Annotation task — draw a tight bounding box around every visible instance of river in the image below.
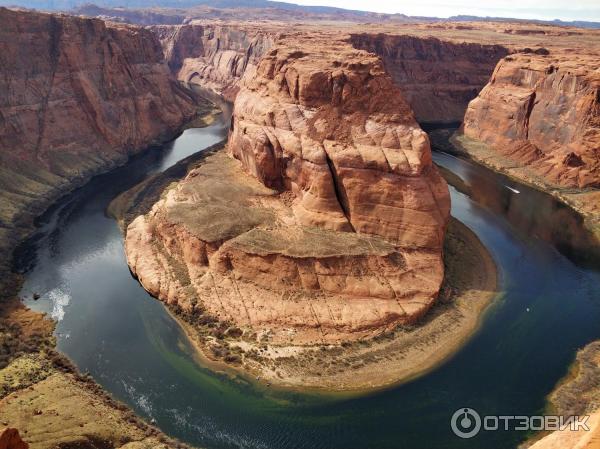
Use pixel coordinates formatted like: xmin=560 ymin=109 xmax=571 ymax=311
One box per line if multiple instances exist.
xmin=14 ymin=118 xmax=600 ymax=449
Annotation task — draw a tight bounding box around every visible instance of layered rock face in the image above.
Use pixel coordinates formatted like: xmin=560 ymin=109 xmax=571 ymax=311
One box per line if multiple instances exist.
xmin=0 ymin=8 xmax=198 ymax=276
xmin=349 ymin=33 xmax=509 ymax=123
xmin=126 ymin=35 xmax=450 ymax=344
xmin=229 ymin=36 xmax=450 ymax=247
xmin=151 ymin=23 xmax=276 ymax=100
xmin=462 ymin=52 xmax=600 ymax=189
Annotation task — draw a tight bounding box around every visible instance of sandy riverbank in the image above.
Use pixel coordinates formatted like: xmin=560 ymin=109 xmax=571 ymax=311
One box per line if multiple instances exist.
xmin=524 ymin=342 xmax=600 ymax=449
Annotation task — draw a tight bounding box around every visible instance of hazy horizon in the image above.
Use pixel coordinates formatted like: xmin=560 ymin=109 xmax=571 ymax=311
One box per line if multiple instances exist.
xmin=278 ymin=0 xmax=599 ymax=22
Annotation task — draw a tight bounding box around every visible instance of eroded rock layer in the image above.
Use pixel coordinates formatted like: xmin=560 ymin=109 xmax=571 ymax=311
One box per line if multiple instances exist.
xmin=0 ymin=7 xmax=198 ymax=277
xmin=126 ymin=35 xmax=450 ymax=344
xmin=151 ymin=23 xmax=277 ymax=100
xmin=461 ymin=52 xmax=600 ymax=189
xmin=349 ymin=33 xmax=509 ymax=123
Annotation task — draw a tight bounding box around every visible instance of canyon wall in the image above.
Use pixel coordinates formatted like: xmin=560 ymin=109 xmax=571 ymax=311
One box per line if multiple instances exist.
xmin=0 ymin=7 xmax=198 ymax=278
xmin=349 ymin=33 xmax=509 ymax=123
xmin=151 ymin=25 xmax=511 ymax=124
xmin=461 ymin=52 xmax=600 ymax=190
xmin=150 ymin=23 xmax=277 ymax=100
xmin=126 ymin=33 xmax=450 ymax=345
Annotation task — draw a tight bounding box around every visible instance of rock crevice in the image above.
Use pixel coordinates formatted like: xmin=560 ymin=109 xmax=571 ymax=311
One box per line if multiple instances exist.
xmin=126 ymin=33 xmax=451 ymax=345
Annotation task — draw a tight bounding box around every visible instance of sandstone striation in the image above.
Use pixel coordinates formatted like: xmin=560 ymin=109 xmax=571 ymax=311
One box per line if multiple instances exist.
xmin=125 ymin=34 xmax=450 ymax=346
xmin=151 ymin=23 xmax=277 ymax=100
xmin=349 ymin=33 xmax=509 ymax=123
xmin=460 ymin=52 xmax=600 ymax=190
xmin=0 ymin=7 xmax=198 ymax=280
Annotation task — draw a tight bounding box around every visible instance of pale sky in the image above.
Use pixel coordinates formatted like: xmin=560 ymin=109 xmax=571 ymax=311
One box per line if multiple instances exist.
xmin=277 ymin=0 xmax=600 ymax=22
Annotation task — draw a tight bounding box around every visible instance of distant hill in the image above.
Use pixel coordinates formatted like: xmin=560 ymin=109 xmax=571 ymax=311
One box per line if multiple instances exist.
xmin=0 ymin=0 xmax=383 ymax=15
xmin=1 ymin=0 xmax=598 ymax=28
xmin=449 ymin=15 xmax=600 ymax=29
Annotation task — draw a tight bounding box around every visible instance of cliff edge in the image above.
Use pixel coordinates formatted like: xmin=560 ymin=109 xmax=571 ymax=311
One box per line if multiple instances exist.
xmin=125 ymin=34 xmax=451 ymax=351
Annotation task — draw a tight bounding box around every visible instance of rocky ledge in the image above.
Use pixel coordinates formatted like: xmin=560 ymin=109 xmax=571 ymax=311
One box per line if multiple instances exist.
xmin=456 ymin=50 xmax=600 ymax=227
xmin=125 ymin=34 xmax=450 ymax=349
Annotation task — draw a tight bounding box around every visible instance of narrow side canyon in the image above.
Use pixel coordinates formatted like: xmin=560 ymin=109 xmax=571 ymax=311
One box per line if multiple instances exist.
xmin=151 ymin=22 xmax=277 ymax=100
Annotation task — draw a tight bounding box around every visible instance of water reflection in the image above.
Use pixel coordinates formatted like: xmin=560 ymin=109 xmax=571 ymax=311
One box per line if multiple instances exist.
xmin=433 ymin=144 xmax=600 ymax=268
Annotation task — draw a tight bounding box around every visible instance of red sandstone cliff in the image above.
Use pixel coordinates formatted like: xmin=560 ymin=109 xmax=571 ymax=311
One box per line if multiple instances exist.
xmin=0 ymin=7 xmax=198 ymax=277
xmin=348 ymin=33 xmax=509 ymax=123
xmin=125 ymin=34 xmax=450 ymax=345
xmin=229 ymin=35 xmax=450 ymax=248
xmin=461 ymin=51 xmax=600 ymax=189
xmin=150 ymin=23 xmax=277 ymax=100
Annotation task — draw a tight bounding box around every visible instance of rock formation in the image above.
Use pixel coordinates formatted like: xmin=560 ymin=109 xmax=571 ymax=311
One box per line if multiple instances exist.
xmin=349 ymin=33 xmax=509 ymax=123
xmin=151 ymin=23 xmax=277 ymax=100
xmin=529 ymin=341 xmax=600 ymax=449
xmin=125 ymin=34 xmax=450 ymax=345
xmin=0 ymin=428 xmax=28 ymax=449
xmin=0 ymin=7 xmax=198 ymax=279
xmin=461 ymin=51 xmax=600 ymax=189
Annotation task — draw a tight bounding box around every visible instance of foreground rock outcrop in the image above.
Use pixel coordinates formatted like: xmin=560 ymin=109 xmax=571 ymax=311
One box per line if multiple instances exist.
xmin=0 ymin=7 xmax=199 ymax=280
xmin=151 ymin=23 xmax=277 ymax=100
xmin=125 ymin=34 xmax=450 ymax=346
xmin=529 ymin=413 xmax=600 ymax=449
xmin=0 ymin=428 xmax=28 ymax=449
xmin=461 ymin=52 xmax=600 ymax=190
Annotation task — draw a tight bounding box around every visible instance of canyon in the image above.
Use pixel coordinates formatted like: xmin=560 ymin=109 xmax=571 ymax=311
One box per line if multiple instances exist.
xmin=0 ymin=6 xmax=206 ymax=449
xmin=150 ymin=23 xmax=277 ymax=100
xmin=125 ymin=32 xmax=452 ymax=350
xmin=0 ymin=3 xmax=599 ymax=448
xmin=457 ymin=50 xmax=600 ymax=226
xmin=462 ymin=52 xmax=599 ymax=190
xmin=155 ymin=21 xmax=510 ymax=122
xmin=125 ymin=17 xmax=600 ymax=363
xmin=0 ymin=7 xmax=201 ymax=284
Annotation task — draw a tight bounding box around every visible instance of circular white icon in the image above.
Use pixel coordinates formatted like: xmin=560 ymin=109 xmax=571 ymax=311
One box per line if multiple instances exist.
xmin=451 ymin=408 xmax=482 ymax=439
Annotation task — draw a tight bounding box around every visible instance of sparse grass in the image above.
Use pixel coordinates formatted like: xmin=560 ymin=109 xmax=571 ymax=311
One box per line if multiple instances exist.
xmin=550 ymin=341 xmax=600 ymax=417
